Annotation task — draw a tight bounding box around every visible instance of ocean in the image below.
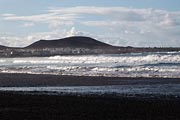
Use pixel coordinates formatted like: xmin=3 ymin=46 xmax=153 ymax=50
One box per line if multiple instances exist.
xmin=1 ymin=84 xmax=180 ymax=97
xmin=0 ymin=51 xmax=180 ymax=96
xmin=0 ymin=51 xmax=180 ymax=78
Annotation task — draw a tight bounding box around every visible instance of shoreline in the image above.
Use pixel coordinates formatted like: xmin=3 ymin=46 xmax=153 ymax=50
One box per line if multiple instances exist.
xmin=0 ymin=73 xmax=180 ymax=87
xmin=1 ymin=73 xmax=180 ymax=119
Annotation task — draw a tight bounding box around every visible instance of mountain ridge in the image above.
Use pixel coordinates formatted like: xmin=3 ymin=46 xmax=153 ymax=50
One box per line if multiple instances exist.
xmin=25 ymin=36 xmax=114 ymax=49
xmin=0 ymin=45 xmax=9 ymax=50
xmin=0 ymin=36 xmax=180 ymax=57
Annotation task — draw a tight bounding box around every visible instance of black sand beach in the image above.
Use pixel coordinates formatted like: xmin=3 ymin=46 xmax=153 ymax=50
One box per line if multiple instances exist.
xmin=0 ymin=73 xmax=180 ymax=120
xmin=0 ymin=73 xmax=180 ymax=87
xmin=0 ymin=92 xmax=180 ymax=120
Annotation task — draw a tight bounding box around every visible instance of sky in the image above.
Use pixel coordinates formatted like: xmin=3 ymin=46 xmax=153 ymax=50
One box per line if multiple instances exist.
xmin=0 ymin=0 xmax=180 ymax=47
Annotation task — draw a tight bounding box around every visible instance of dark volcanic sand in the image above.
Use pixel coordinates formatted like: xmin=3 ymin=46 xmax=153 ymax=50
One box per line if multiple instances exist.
xmin=0 ymin=73 xmax=180 ymax=87
xmin=0 ymin=73 xmax=180 ymax=120
xmin=0 ymin=92 xmax=180 ymax=120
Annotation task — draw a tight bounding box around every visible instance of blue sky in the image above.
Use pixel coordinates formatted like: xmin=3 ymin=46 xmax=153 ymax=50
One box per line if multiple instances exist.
xmin=0 ymin=0 xmax=180 ymax=47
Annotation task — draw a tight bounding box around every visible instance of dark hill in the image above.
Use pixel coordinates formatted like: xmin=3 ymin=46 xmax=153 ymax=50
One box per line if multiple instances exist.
xmin=1 ymin=36 xmax=180 ymax=57
xmin=26 ymin=36 xmax=114 ymax=49
xmin=0 ymin=45 xmax=8 ymax=50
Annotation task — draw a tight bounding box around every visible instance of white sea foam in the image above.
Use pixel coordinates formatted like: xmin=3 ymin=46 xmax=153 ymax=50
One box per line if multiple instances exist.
xmin=48 ymin=54 xmax=180 ymax=65
xmin=0 ymin=52 xmax=180 ymax=78
xmin=0 ymin=60 xmax=5 ymax=63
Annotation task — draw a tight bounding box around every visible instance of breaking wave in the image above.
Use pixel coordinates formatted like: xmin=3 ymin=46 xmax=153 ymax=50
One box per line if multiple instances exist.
xmin=0 ymin=52 xmax=180 ymax=78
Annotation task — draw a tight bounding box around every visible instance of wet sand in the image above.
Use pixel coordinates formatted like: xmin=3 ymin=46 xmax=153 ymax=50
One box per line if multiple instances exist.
xmin=0 ymin=73 xmax=180 ymax=119
xmin=0 ymin=73 xmax=180 ymax=87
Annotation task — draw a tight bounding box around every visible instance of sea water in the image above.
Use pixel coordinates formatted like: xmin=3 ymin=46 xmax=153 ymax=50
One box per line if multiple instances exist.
xmin=0 ymin=84 xmax=180 ymax=97
xmin=0 ymin=51 xmax=180 ymax=78
xmin=0 ymin=51 xmax=180 ymax=96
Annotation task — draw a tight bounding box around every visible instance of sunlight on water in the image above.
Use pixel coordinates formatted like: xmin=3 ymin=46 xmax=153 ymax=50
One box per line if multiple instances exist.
xmin=0 ymin=52 xmax=180 ymax=78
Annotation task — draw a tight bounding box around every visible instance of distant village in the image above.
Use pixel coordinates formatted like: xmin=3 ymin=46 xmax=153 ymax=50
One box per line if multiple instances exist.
xmin=0 ymin=47 xmax=119 ymax=57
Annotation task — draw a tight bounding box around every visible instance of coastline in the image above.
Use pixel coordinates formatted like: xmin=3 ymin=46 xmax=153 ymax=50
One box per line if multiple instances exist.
xmin=0 ymin=73 xmax=180 ymax=87
xmin=0 ymin=73 xmax=180 ymax=119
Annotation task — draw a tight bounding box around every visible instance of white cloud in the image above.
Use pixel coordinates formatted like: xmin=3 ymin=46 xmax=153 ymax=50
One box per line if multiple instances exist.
xmin=2 ymin=13 xmax=76 ymax=29
xmin=159 ymin=13 xmax=180 ymax=27
xmin=0 ymin=28 xmax=91 ymax=47
xmin=0 ymin=36 xmax=23 ymax=47
xmin=65 ymin=27 xmax=87 ymax=37
xmin=23 ymin=22 xmax=35 ymax=27
xmin=0 ymin=31 xmax=62 ymax=47
xmin=2 ymin=13 xmax=15 ymax=17
xmin=1 ymin=6 xmax=180 ymax=47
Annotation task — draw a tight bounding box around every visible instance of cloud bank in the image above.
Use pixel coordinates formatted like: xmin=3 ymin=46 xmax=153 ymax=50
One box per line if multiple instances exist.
xmin=1 ymin=6 xmax=180 ymax=47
